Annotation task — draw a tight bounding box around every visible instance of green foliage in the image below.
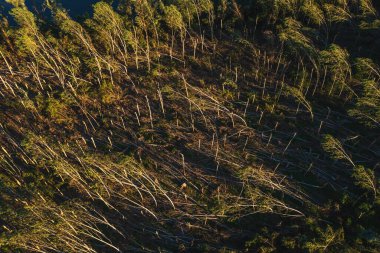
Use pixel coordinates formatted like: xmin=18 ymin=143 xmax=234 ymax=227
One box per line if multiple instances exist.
xmin=174 ymin=0 xmax=197 ymax=26
xmin=320 ymin=44 xmax=351 ymax=94
xmin=359 ymin=0 xmax=377 ymax=16
xmin=164 ymin=5 xmax=185 ymax=32
xmin=10 ymin=7 xmax=36 ymax=30
xmin=199 ymin=0 xmax=214 ymax=13
xmin=14 ymin=32 xmax=38 ymax=54
xmin=45 ymin=95 xmax=75 ymax=126
xmin=46 ymin=97 xmax=66 ymax=119
xmin=323 ymin=3 xmax=351 ymax=23
xmin=352 ymin=165 xmax=377 ymax=196
xmin=279 ymin=18 xmax=316 ymax=58
xmin=2 ymin=199 xmax=118 ymax=253
xmin=350 ymin=59 xmax=380 ymax=127
xmin=10 ymin=7 xmax=38 ymax=54
xmin=99 ymin=81 xmax=119 ymax=104
xmin=354 ymin=58 xmax=379 ymax=80
xmin=285 ymin=85 xmax=314 ymax=120
xmin=275 ymin=0 xmax=302 ymax=17
xmin=54 ymin=9 xmax=85 ymax=38
xmin=304 ymin=226 xmax=345 ymax=252
xmin=322 ymin=134 xmax=355 ymax=166
xmin=85 ymin=1 xmax=125 ymax=51
xmin=349 ymin=80 xmax=380 ymax=127
xmin=301 ymin=1 xmax=325 ymax=26
xmin=222 ymin=78 xmax=238 ymax=89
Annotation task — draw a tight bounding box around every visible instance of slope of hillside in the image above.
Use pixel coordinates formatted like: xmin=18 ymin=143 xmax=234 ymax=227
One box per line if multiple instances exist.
xmin=0 ymin=0 xmax=379 ymax=252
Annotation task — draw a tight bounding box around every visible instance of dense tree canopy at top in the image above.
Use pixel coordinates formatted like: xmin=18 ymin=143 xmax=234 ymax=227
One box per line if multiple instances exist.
xmin=0 ymin=0 xmax=379 ymax=252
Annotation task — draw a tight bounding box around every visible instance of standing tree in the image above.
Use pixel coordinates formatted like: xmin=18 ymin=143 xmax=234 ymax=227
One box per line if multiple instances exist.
xmin=86 ymin=1 xmax=129 ymax=72
xmin=199 ymin=0 xmax=215 ymax=39
xmin=53 ymin=8 xmax=106 ymax=80
xmin=134 ymin=0 xmax=160 ymax=71
xmin=175 ymin=0 xmax=197 ymax=28
xmin=164 ymin=4 xmax=186 ymax=59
